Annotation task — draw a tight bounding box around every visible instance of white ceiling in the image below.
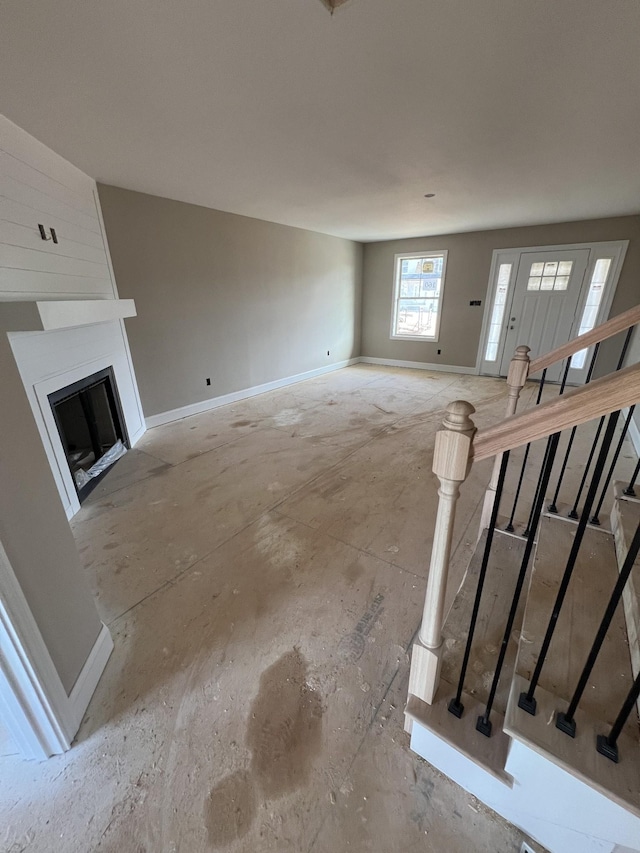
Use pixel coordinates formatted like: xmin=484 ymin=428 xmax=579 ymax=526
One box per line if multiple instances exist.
xmin=1 ymin=0 xmax=639 ymax=242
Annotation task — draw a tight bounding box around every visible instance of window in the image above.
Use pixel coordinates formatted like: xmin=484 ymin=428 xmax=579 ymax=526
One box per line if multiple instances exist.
xmin=572 ymin=257 xmax=613 ymax=370
xmin=484 ymin=263 xmax=512 ymax=362
xmin=527 ymin=260 xmax=573 ymax=291
xmin=391 ymin=251 xmax=447 ymax=341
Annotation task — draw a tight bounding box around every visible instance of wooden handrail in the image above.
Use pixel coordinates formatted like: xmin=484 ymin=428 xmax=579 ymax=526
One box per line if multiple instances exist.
xmin=474 ymin=362 xmax=640 ymax=461
xmin=529 ymin=304 xmax=640 ymax=375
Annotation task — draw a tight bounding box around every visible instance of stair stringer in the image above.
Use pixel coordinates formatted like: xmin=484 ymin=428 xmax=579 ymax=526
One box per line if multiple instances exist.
xmin=410 ymin=716 xmax=639 ymax=852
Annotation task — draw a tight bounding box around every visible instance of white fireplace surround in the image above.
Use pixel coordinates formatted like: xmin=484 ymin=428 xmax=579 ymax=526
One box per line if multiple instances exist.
xmin=5 ymin=304 xmax=145 ymax=518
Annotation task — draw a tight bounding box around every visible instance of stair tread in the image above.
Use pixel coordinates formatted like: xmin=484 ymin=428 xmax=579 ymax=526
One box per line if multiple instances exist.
xmin=505 ymin=673 xmax=640 ymax=818
xmin=516 ymin=517 xmax=636 ymax=733
xmin=441 ymin=529 xmax=527 ymax=716
xmin=406 ymin=686 xmax=513 ymax=787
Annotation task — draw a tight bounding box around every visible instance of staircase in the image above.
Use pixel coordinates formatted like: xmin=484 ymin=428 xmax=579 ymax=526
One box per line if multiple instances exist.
xmin=404 ymin=306 xmax=640 ymax=853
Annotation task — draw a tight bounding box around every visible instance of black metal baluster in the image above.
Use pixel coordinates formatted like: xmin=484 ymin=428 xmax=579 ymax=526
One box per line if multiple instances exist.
xmin=547 ymin=430 xmax=577 ymax=515
xmin=558 ymin=356 xmax=573 ymax=393
xmin=596 ymin=670 xmax=640 ymax=763
xmin=617 ymin=326 xmax=634 ymax=370
xmin=523 ymin=438 xmax=554 ymax=538
xmin=448 ymin=451 xmax=511 ymax=719
xmin=591 ymin=405 xmax=636 ymax=525
xmin=548 ymin=345 xmax=600 ymax=514
xmin=568 ymin=328 xmax=634 ymax=520
xmin=624 ymin=457 xmax=640 ymax=497
xmin=518 ymin=411 xmax=622 ymax=716
xmin=505 ymin=369 xmax=547 ymax=533
xmin=556 ymin=519 xmax=640 ymax=737
xmin=477 ymin=432 xmax=560 ymax=737
xmin=568 ymin=416 xmax=606 ymax=519
xmin=522 ymin=359 xmax=572 ymax=530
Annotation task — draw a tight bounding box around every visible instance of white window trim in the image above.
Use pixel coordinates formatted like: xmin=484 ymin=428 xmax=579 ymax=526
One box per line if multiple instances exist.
xmin=390 ymin=250 xmax=448 ymax=343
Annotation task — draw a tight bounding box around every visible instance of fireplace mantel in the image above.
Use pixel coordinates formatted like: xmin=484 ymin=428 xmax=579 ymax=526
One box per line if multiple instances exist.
xmin=0 ymin=299 xmax=136 ymax=332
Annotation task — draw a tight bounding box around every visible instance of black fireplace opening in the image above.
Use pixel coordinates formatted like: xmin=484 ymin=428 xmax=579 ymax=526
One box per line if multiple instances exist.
xmin=48 ymin=367 xmax=129 ymax=503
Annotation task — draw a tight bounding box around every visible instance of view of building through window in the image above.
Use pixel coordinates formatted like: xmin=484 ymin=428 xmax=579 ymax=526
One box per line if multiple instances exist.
xmin=392 ymin=252 xmax=447 ymax=339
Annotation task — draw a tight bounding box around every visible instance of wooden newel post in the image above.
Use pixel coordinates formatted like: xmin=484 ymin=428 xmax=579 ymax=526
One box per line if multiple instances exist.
xmin=408 ymin=401 xmax=476 ymax=707
xmin=479 ymin=345 xmax=530 ymax=532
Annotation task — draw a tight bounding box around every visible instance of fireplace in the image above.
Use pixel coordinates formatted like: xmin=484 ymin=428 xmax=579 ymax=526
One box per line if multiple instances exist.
xmin=48 ymin=367 xmax=129 ymax=503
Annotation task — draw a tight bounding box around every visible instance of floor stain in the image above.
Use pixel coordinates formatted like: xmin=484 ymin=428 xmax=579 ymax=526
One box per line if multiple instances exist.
xmin=205 ymin=770 xmax=256 ymax=848
xmin=247 ymin=648 xmax=323 ymax=798
xmin=205 ymin=649 xmax=322 ymax=847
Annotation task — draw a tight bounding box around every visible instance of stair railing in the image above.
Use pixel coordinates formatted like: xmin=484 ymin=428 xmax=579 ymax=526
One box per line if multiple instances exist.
xmin=481 ymin=303 xmax=640 ymax=535
xmin=409 ymin=352 xmax=640 ymax=756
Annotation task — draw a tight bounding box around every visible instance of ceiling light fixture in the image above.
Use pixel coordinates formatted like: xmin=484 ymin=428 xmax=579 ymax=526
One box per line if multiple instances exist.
xmin=318 ymin=0 xmax=352 ymax=12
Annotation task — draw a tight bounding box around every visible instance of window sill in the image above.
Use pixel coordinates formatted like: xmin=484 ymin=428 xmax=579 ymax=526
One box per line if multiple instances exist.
xmin=390 ymin=334 xmax=440 ymax=343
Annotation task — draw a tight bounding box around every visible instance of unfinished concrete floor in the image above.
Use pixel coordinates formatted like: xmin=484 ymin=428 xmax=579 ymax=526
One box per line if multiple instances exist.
xmin=2 ymin=363 xmax=620 ymax=853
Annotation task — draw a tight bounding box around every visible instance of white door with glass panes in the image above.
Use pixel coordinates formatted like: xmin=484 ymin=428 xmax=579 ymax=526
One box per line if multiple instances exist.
xmin=499 ymin=249 xmax=590 ymax=382
xmin=480 ymin=243 xmax=627 ymax=383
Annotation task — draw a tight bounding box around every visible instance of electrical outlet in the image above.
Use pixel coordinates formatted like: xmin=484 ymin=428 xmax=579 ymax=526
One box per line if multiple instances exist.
xmin=437 ymin=349 xmax=441 ymax=355
xmin=327 ymin=350 xmax=330 ymax=356
xmin=206 ymin=378 xmax=211 ymax=386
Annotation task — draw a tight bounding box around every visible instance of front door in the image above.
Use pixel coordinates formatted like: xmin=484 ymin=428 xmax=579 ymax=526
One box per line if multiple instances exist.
xmin=499 ymin=249 xmax=590 ymax=382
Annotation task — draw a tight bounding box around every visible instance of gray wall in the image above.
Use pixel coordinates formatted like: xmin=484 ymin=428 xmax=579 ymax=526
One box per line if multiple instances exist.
xmin=0 ymin=335 xmax=102 ymax=693
xmin=98 ymin=185 xmax=363 ymax=418
xmin=362 ymin=215 xmax=640 ymax=372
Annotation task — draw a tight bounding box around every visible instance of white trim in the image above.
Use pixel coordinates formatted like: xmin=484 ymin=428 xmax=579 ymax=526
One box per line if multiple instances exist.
xmin=116 ymin=318 xmax=146 ymax=441
xmin=390 ymin=250 xmax=448 ymax=343
xmin=146 ymin=358 xmax=361 ymax=428
xmin=0 ymin=537 xmax=114 ymax=759
xmin=67 ymin=623 xmax=113 ymax=732
xmin=128 ymin=422 xmax=146 ymax=447
xmin=359 ymin=356 xmax=477 ymax=375
xmin=623 ymin=406 xmax=640 ymax=457
xmin=0 ymin=540 xmax=72 ymax=759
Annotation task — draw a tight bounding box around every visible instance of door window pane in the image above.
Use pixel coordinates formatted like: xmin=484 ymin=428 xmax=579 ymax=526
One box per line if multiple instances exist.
xmin=527 ymin=259 xmax=574 ymax=292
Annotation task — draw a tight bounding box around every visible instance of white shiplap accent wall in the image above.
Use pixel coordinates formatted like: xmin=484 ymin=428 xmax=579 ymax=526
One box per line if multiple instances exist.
xmin=0 ymin=115 xmax=145 ymax=516
xmin=0 ymin=121 xmax=114 ymax=301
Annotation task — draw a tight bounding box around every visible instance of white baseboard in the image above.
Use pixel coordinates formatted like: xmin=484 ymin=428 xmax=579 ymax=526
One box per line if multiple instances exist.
xmin=145 ymin=356 xmax=483 ymax=429
xmin=68 ymin=622 xmax=113 ymax=731
xmin=358 ymin=356 xmax=478 ymax=375
xmin=145 ymin=358 xmax=360 ymax=428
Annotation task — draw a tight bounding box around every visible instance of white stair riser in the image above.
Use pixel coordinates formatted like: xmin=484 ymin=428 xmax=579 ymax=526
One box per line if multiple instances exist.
xmin=411 ymin=720 xmax=640 ymax=853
